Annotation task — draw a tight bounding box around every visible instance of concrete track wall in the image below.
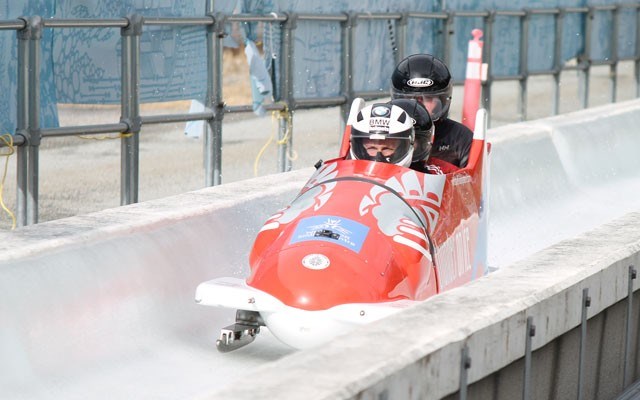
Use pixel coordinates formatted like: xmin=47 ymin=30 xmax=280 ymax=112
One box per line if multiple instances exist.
xmin=209 ymin=212 xmax=640 ymax=400
xmin=453 ymin=284 xmax=640 ymax=400
xmin=0 ymin=174 xmax=311 ymax=398
xmin=1 ymin=100 xmax=640 ymax=399
xmin=489 ymin=99 xmax=640 ymax=267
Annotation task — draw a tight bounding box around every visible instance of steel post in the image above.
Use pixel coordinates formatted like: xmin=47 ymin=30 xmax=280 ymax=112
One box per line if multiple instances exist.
xmin=624 ymin=266 xmax=637 ymax=388
xmin=205 ymin=9 xmax=224 ymax=186
xmin=15 ymin=147 xmax=28 ymax=227
xmin=579 ymin=8 xmax=593 ymax=109
xmin=552 ymin=10 xmax=564 ymax=115
xmin=14 ymin=16 xmax=43 ymax=226
xmin=443 ymin=12 xmax=454 ymax=67
xmin=636 ymin=6 xmax=640 ymax=98
xmin=278 ymin=13 xmax=296 ymax=173
xmin=16 ymin=18 xmax=29 ymax=227
xmin=519 ymin=10 xmax=530 ymax=121
xmin=26 ymin=16 xmax=43 ymax=225
xmin=610 ymin=6 xmax=619 ymax=103
xmin=395 ymin=13 xmax=407 ymax=64
xmin=459 ymin=345 xmax=471 ymax=400
xmin=577 ymin=288 xmax=591 ymax=400
xmin=523 ymin=316 xmax=536 ymax=400
xmin=120 ymin=14 xmax=142 ymax=205
xmin=278 ymin=111 xmax=292 ymax=172
xmin=339 ymin=12 xmax=356 ymax=131
xmin=482 ymin=12 xmax=495 ymax=126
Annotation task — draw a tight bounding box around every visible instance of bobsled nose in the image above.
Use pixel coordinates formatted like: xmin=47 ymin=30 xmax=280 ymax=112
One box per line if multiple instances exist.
xmin=247 ymin=245 xmax=385 ymax=311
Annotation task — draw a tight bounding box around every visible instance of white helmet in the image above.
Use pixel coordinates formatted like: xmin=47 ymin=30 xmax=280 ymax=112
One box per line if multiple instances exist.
xmin=349 ymin=103 xmax=415 ymax=167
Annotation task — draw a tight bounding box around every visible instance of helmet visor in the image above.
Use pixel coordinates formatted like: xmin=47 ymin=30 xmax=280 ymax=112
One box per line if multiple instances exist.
xmin=351 ymin=137 xmax=412 ymax=165
xmin=392 ymin=92 xmax=445 ymax=121
xmin=412 ymin=127 xmax=434 ymax=162
xmin=390 ymin=84 xmax=452 ymax=121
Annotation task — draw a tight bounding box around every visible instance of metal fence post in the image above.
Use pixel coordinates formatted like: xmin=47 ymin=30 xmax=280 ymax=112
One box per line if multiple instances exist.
xmin=443 ymin=12 xmax=454 ymax=68
xmin=578 ymin=8 xmax=593 ymax=109
xmin=624 ymin=266 xmax=637 ymax=388
xmin=278 ymin=13 xmax=296 ymax=173
xmin=481 ymin=11 xmax=495 ymax=125
xmin=636 ymin=6 xmax=640 ymax=98
xmin=518 ymin=10 xmax=530 ymax=122
xmin=577 ymin=288 xmax=591 ymax=400
xmin=395 ymin=13 xmax=408 ymax=64
xmin=610 ymin=6 xmax=620 ymax=103
xmin=205 ymin=10 xmax=224 ymax=186
xmin=120 ymin=14 xmax=143 ymax=205
xmin=552 ymin=9 xmax=564 ymax=116
xmin=523 ymin=316 xmax=536 ymax=400
xmin=26 ymin=16 xmax=43 ymax=225
xmin=14 ymin=16 xmax=43 ymax=226
xmin=15 ymin=17 xmax=30 ymax=227
xmin=340 ymin=12 xmax=356 ymax=131
xmin=459 ymin=345 xmax=471 ymax=400
xmin=15 ymin=147 xmax=28 ymax=227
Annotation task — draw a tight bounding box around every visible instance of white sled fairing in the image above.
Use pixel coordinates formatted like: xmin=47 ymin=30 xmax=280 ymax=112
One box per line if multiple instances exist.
xmin=196 ymin=278 xmax=418 ymax=349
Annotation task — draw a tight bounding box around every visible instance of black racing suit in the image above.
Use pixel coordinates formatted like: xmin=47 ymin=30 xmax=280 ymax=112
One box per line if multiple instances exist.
xmin=430 ymin=117 xmax=473 ymax=168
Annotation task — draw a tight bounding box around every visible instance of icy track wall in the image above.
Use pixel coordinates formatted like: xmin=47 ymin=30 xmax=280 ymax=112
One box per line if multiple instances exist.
xmin=0 ymin=174 xmax=313 ymax=399
xmin=1 ymin=99 xmax=640 ymax=399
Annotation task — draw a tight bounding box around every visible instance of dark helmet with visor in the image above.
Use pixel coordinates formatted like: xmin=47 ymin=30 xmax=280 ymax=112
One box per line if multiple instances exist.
xmin=350 ymin=103 xmax=415 ymax=167
xmin=388 ymin=98 xmax=434 ymax=163
xmin=390 ymin=54 xmax=453 ymax=121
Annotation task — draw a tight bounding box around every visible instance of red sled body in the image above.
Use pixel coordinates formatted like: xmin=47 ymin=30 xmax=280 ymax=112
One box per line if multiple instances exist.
xmin=196 ymin=106 xmax=490 ymax=351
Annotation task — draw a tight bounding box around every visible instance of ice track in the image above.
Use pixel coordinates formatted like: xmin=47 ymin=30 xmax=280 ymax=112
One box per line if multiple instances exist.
xmin=1 ymin=100 xmax=640 ymax=399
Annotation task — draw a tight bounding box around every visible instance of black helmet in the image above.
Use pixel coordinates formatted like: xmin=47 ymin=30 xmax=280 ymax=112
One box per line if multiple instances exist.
xmin=390 ymin=54 xmax=453 ymax=121
xmin=388 ymin=98 xmax=434 ymax=163
xmin=349 ymin=103 xmax=415 ymax=167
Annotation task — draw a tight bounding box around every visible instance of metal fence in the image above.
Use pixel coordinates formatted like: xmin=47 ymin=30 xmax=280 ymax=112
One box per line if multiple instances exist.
xmin=1 ymin=4 xmax=639 ymax=227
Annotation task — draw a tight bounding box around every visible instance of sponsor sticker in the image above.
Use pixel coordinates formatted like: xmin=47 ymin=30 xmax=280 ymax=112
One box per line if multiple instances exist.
xmin=301 ymin=254 xmax=331 ymax=270
xmin=372 ymin=106 xmax=391 ymax=117
xmin=452 ymin=174 xmax=472 ymax=186
xmin=290 ymin=215 xmax=369 ymax=253
xmin=407 ymin=78 xmax=434 ymax=88
xmin=369 ymin=118 xmax=390 ymax=128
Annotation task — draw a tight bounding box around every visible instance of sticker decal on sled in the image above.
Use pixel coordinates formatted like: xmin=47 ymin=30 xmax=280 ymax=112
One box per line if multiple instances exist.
xmin=290 ymin=215 xmax=369 ymax=253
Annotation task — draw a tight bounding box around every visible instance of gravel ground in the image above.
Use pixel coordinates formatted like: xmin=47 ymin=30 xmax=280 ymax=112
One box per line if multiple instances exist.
xmin=0 ymin=62 xmax=637 ymax=230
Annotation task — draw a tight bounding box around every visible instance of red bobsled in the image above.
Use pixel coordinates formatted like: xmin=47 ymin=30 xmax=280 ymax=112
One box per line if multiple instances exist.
xmin=196 ymin=100 xmax=490 ymax=351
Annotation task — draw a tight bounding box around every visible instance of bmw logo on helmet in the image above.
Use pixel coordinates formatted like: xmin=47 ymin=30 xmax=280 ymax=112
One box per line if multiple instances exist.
xmin=371 ymin=105 xmax=391 ymax=117
xmin=407 ymin=78 xmax=434 ymax=88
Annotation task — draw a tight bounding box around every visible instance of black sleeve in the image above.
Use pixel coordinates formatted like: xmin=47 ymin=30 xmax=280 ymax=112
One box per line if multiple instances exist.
xmin=431 ymin=118 xmax=474 ymax=168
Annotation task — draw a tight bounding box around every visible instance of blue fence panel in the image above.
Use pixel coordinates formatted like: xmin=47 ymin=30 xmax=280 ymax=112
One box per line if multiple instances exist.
xmin=291 ymin=19 xmax=342 ymax=98
xmin=449 ymin=16 xmax=485 ymax=80
xmin=591 ymin=8 xmax=615 ymax=61
xmin=0 ymin=0 xmax=637 ymax=135
xmin=490 ymin=15 xmax=523 ymax=77
xmin=0 ymin=1 xmax=57 ymax=135
xmin=352 ymin=18 xmax=395 ymax=93
xmin=448 ymin=0 xmax=587 ymax=78
xmin=588 ymin=0 xmax=637 ymax=60
xmin=528 ymin=14 xmax=557 ymax=73
xmin=53 ymin=1 xmax=219 ymax=104
xmin=405 ymin=17 xmax=445 ymax=61
xmin=561 ymin=11 xmax=586 ymax=63
xmin=618 ymin=7 xmax=638 ymax=59
xmin=0 ymin=30 xmax=17 ymax=135
xmin=267 ymin=0 xmax=441 ymax=99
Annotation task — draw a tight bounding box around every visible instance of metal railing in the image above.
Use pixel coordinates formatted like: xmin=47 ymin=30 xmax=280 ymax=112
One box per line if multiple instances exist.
xmin=1 ymin=4 xmax=639 ymax=227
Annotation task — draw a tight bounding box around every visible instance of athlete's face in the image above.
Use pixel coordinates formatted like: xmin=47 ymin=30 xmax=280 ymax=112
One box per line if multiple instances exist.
xmin=362 ymin=139 xmax=400 ymax=158
xmin=416 ymin=95 xmax=442 ymax=116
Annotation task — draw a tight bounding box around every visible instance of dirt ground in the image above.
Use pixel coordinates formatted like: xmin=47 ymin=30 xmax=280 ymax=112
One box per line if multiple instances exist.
xmin=0 ymin=55 xmax=637 ymax=230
